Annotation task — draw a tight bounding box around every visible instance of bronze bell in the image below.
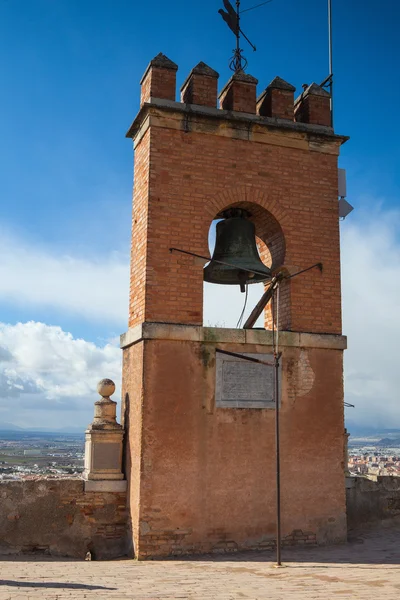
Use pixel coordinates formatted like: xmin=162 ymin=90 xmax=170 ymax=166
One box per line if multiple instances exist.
xmin=204 ymin=208 xmax=272 ymax=291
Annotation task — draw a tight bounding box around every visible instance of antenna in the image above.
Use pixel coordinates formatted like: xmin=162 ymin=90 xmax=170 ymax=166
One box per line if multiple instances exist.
xmin=320 ymin=0 xmax=334 ymax=127
xmin=218 ymin=1 xmax=273 ymax=73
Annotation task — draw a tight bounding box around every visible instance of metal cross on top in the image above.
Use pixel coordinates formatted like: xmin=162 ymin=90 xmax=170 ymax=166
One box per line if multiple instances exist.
xmin=218 ymin=0 xmax=273 ymax=73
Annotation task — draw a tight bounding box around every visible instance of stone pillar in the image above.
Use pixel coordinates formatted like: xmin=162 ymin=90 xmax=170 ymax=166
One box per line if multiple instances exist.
xmin=83 ymin=379 xmax=126 ymax=492
xmin=140 ymin=53 xmax=178 ymax=106
xmin=180 ymin=62 xmax=219 ymax=107
xmin=294 ymin=82 xmax=331 ymax=126
xmin=218 ymin=71 xmax=258 ymax=113
xmin=256 ymin=76 xmax=296 ymax=120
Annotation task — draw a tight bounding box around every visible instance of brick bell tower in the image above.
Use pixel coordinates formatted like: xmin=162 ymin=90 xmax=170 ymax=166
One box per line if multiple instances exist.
xmin=121 ymin=53 xmax=349 ymax=559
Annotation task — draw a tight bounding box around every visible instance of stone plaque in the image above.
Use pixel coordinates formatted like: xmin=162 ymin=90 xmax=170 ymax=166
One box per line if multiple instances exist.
xmin=216 ymin=352 xmax=280 ymax=409
xmin=93 ymin=443 xmax=121 ymax=471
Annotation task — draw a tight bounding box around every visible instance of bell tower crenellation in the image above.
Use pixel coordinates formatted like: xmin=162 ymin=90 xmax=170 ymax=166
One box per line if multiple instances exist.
xmin=127 ymin=53 xmax=347 ymax=334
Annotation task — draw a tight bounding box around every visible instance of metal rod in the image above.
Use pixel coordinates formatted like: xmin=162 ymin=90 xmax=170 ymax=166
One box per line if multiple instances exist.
xmin=319 ymin=73 xmax=332 ymax=88
xmin=240 ymin=0 xmax=273 ymax=14
xmin=276 ymin=283 xmax=280 ymax=355
xmin=239 ymin=27 xmax=256 ymax=51
xmin=328 ymin=0 xmax=334 ymax=127
xmin=274 ymin=349 xmax=281 ymax=565
xmin=215 ymin=348 xmax=274 ymax=367
xmin=169 ymin=247 xmax=272 ymax=280
xmin=286 ymin=262 xmax=323 ymax=280
xmin=272 ymin=288 xmax=282 ymax=566
xmin=236 ymin=0 xmax=241 ymax=61
xmin=243 ymin=263 xmax=322 ymax=328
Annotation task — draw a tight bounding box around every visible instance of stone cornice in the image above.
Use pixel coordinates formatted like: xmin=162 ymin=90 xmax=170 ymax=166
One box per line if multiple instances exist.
xmin=126 ymin=98 xmax=348 ymax=154
xmin=120 ymin=323 xmax=347 ymax=351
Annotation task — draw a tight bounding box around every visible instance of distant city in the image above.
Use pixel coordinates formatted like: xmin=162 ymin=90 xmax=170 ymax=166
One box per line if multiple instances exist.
xmin=0 ymin=429 xmax=84 ymax=480
xmin=1 ymin=425 xmax=400 ymax=480
xmin=348 ymin=428 xmax=400 ymax=478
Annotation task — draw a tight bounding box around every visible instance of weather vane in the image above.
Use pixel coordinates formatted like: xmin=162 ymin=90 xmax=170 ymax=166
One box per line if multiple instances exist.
xmin=218 ymin=0 xmax=273 ymax=73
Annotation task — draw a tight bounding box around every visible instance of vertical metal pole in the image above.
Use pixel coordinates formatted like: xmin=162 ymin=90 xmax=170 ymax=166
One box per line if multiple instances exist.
xmin=328 ymin=0 xmax=334 ymax=127
xmin=236 ymin=0 xmax=241 ymax=70
xmin=272 ymin=288 xmax=282 ymax=566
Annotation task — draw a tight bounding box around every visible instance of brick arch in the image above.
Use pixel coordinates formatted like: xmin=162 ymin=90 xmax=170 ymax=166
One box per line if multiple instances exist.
xmin=204 ymin=186 xmax=287 ymax=271
xmin=202 ymin=187 xmax=292 ymax=330
xmin=204 ymin=185 xmax=287 ymax=225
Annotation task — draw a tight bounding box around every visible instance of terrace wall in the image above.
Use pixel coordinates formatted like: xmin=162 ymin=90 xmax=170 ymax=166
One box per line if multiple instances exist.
xmin=346 ymin=476 xmax=400 ymax=530
xmin=0 ymin=479 xmax=128 ymax=559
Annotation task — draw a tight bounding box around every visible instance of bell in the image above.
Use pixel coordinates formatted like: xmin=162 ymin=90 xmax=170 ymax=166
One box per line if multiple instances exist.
xmin=204 ymin=208 xmax=272 ymax=291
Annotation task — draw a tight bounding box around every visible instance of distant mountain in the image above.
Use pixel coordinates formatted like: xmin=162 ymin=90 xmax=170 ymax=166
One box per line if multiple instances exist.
xmin=376 ymin=437 xmax=400 ymax=447
xmin=346 ymin=424 xmax=400 ymax=438
xmin=0 ymin=422 xmax=23 ymax=431
xmin=57 ymin=426 xmax=86 ymax=434
xmin=0 ymin=423 xmax=85 ymax=434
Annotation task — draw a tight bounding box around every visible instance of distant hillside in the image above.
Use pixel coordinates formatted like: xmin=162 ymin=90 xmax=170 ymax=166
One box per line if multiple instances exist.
xmin=0 ymin=422 xmax=23 ymax=431
xmin=0 ymin=423 xmax=84 ymax=434
xmin=346 ymin=424 xmax=400 ymax=437
xmin=376 ymin=437 xmax=400 ymax=447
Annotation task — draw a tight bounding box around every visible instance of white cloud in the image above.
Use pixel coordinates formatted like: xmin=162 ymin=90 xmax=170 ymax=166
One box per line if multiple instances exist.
xmin=204 ymin=281 xmax=264 ymax=328
xmin=0 ymin=231 xmax=129 ymax=324
xmin=0 ymin=321 xmax=121 ymax=430
xmin=0 ymin=207 xmax=399 ymax=431
xmin=341 ymin=207 xmax=400 ymax=430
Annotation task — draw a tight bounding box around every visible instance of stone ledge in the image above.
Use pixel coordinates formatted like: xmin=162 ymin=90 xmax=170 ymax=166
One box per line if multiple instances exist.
xmin=120 ymin=323 xmax=347 ymax=350
xmin=83 ymin=480 xmax=127 ymax=493
xmin=126 ymin=97 xmax=349 ymax=145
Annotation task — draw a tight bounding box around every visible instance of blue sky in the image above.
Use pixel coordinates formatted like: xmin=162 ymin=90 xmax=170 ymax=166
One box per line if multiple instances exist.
xmin=0 ymin=0 xmax=399 ymax=429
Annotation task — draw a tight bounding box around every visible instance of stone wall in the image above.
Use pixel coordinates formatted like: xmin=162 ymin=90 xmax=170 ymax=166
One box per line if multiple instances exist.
xmin=346 ymin=476 xmax=400 ymax=530
xmin=0 ymin=479 xmax=128 ymax=559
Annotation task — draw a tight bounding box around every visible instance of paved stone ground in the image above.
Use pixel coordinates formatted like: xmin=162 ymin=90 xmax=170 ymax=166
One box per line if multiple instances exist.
xmin=0 ymin=522 xmax=399 ymax=600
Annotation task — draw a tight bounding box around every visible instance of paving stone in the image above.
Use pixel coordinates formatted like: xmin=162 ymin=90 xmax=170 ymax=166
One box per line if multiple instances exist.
xmin=0 ymin=522 xmax=399 ymax=599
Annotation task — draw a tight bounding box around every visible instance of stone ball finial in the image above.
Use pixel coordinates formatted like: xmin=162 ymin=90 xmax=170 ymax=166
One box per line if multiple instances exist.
xmin=97 ymin=378 xmax=115 ymax=398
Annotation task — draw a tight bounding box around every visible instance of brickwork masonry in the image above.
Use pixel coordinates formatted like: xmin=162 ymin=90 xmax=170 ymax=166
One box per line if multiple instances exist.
xmin=138 ymin=524 xmax=317 ymax=558
xmin=0 ymin=479 xmax=128 ymax=559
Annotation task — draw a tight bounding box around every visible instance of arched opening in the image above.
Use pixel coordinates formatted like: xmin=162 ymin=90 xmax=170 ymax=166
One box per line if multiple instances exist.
xmin=203 ymin=201 xmax=290 ymax=330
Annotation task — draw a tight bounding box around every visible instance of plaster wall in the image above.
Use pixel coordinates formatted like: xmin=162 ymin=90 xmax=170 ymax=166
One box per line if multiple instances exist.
xmin=122 ymin=330 xmax=347 ymax=558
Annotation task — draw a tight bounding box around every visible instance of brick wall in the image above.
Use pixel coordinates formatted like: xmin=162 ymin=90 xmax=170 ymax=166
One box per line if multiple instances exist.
xmin=0 ymin=479 xmax=128 ymax=559
xmin=127 ymin=61 xmax=343 ymax=334
xmin=129 ymin=122 xmax=342 ymax=333
xmin=122 ymin=56 xmax=347 ymax=560
xmin=129 ymin=129 xmax=150 ymax=325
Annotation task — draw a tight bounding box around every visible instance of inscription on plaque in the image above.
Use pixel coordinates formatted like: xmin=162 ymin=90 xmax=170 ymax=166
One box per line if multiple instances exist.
xmin=216 ymin=353 xmax=279 ymax=409
xmin=93 ymin=443 xmax=121 ymax=470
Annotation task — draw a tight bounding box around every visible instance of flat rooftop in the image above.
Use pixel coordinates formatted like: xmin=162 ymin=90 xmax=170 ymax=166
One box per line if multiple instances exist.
xmin=1 ymin=521 xmax=399 ymax=599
